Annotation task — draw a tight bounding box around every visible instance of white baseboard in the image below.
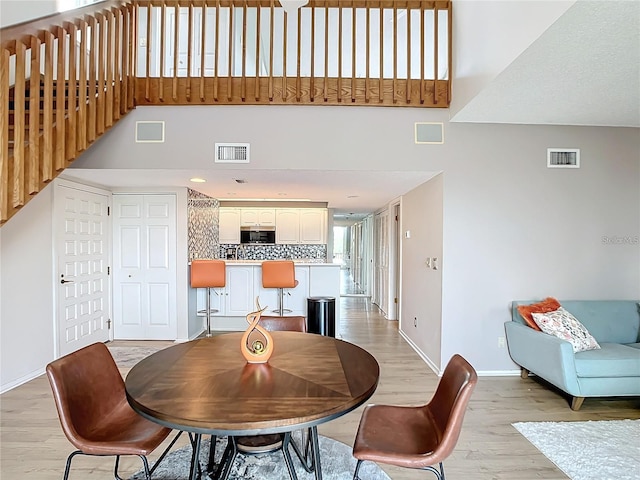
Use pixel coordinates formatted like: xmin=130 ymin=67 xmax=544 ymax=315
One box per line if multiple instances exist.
xmin=399 ymin=330 xmax=442 ymax=376
xmin=1 ymin=367 xmax=45 ymax=394
xmin=399 ymin=330 xmax=524 ymax=378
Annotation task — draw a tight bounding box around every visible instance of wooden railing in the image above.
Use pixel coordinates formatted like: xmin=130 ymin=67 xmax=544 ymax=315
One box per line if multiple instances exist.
xmin=0 ymin=0 xmax=451 ymax=225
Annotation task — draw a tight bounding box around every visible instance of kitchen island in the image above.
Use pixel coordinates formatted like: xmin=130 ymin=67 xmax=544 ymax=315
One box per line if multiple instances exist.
xmin=188 ymin=261 xmax=341 ymax=336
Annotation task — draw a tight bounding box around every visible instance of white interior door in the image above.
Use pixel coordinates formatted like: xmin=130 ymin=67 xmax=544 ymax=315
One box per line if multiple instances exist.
xmin=112 ymin=194 xmax=177 ymax=340
xmin=55 ymin=182 xmax=111 ymax=357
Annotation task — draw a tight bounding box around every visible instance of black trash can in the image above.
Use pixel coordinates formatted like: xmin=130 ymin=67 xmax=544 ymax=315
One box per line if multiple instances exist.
xmin=307 ymin=296 xmax=336 ymax=337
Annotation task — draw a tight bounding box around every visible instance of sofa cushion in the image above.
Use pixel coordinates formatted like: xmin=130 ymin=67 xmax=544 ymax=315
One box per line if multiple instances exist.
xmin=532 ymin=307 xmax=600 ymax=353
xmin=558 ymin=301 xmax=640 ymax=344
xmin=574 ymin=343 xmax=640 ymax=378
xmin=516 ymin=297 xmax=561 ymax=331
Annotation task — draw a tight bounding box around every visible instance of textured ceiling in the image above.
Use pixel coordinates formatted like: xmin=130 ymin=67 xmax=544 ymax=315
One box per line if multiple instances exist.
xmin=451 ymin=1 xmax=640 ymax=127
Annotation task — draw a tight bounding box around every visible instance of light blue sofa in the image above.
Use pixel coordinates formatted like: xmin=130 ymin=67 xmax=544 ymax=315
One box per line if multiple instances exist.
xmin=505 ymin=300 xmax=640 ymax=410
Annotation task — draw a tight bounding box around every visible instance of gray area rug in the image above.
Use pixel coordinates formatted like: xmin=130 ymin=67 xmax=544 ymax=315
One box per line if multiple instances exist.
xmin=130 ymin=433 xmax=389 ymax=480
xmin=108 ymin=345 xmax=165 ymax=368
xmin=513 ymin=419 xmax=640 ymax=480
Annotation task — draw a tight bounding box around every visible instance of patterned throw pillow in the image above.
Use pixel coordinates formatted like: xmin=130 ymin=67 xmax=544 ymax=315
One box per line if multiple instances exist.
xmin=532 ymin=307 xmax=601 ymax=353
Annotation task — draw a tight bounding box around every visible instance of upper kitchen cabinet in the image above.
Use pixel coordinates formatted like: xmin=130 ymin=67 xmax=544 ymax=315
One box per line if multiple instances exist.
xmin=240 ymin=208 xmax=276 ymax=227
xmin=219 ymin=208 xmax=241 ymax=244
xmin=276 ymin=208 xmax=327 ymax=244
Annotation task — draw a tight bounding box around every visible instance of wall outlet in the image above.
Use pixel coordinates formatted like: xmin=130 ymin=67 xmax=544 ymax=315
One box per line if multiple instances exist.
xmin=497 ymin=336 xmax=506 ymax=348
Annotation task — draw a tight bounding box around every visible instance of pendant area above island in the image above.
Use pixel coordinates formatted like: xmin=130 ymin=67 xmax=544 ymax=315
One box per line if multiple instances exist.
xmin=188 ymin=261 xmax=341 ymax=335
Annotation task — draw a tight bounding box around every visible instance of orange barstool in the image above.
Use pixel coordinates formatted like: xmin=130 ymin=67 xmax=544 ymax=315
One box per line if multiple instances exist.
xmin=190 ymin=259 xmax=226 ymax=337
xmin=261 ymin=260 xmax=298 ymax=316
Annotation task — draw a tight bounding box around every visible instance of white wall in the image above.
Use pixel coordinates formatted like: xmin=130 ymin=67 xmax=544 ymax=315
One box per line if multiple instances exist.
xmin=67 ymin=105 xmax=640 ymax=374
xmin=400 ymin=174 xmax=444 ymax=370
xmin=0 ymin=184 xmax=55 ymax=393
xmin=0 ymin=0 xmax=57 ymax=28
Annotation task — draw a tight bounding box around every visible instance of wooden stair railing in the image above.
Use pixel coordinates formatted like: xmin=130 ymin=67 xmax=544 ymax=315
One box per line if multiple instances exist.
xmin=1 ymin=0 xmax=451 ymax=225
xmin=1 ymin=1 xmax=135 ymax=225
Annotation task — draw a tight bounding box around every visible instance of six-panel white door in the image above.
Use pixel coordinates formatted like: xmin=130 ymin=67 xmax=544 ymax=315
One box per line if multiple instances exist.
xmin=112 ymin=194 xmax=177 ymax=339
xmin=55 ymin=183 xmax=111 ymax=356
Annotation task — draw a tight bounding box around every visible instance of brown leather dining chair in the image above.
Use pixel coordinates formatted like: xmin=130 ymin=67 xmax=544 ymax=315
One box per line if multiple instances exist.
xmin=352 ymin=354 xmax=478 ymax=480
xmin=210 ymin=315 xmax=311 ymax=480
xmin=46 ymin=342 xmax=182 ymax=480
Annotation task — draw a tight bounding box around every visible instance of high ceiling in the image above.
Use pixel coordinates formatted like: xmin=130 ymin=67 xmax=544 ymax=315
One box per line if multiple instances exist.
xmin=65 ymin=1 xmax=639 ymax=224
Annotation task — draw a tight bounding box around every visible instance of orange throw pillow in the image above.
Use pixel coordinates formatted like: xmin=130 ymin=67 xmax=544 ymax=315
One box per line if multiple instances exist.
xmin=517 ymin=298 xmax=561 ymax=331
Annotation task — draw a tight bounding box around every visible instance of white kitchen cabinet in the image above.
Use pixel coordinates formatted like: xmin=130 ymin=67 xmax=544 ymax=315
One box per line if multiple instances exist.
xmin=196 ymin=265 xmax=254 ymax=317
xmin=299 ymin=209 xmax=327 ymax=244
xmin=276 ymin=208 xmax=327 ymax=244
xmin=219 ymin=208 xmax=241 ymax=244
xmin=240 ymin=208 xmax=276 ymax=226
xmin=275 ymin=209 xmax=300 ymax=243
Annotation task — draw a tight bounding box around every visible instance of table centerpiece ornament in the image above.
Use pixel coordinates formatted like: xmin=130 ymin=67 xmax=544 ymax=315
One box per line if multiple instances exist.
xmin=241 ymin=300 xmax=273 ymax=364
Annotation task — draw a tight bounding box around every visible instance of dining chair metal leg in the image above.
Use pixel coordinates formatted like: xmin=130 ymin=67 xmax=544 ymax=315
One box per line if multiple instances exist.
xmin=62 ymin=451 xmax=82 ymax=480
xmin=353 ymin=459 xmax=363 ymax=480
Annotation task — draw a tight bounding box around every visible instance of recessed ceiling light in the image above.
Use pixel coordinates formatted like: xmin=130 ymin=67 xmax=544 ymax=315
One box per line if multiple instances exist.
xmin=190 ymin=177 xmax=206 ymax=183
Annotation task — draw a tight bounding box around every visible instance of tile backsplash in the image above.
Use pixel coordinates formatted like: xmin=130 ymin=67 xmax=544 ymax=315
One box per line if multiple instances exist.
xmin=220 ymin=244 xmax=327 ymax=261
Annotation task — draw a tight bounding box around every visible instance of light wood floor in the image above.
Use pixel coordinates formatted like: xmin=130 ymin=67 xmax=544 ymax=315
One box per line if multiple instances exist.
xmin=2 ymin=281 xmax=639 ymax=479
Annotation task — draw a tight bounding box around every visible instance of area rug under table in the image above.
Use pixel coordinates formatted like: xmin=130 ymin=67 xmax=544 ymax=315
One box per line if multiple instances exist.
xmin=130 ymin=434 xmax=390 ymax=480
xmin=513 ymin=419 xmax=640 ymax=480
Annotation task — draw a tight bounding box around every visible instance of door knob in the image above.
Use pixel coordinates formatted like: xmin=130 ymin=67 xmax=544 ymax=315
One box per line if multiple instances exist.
xmin=60 ymin=279 xmax=74 ymax=284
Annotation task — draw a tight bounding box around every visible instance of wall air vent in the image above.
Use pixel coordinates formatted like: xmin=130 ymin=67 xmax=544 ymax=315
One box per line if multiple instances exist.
xmin=215 ymin=143 xmax=250 ymax=163
xmin=547 ymin=148 xmax=580 ymax=168
xmin=136 ymin=121 xmax=165 ymax=143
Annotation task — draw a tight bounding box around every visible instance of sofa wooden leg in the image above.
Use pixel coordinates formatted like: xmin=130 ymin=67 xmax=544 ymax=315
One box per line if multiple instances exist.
xmin=570 ymin=396 xmax=585 ymax=411
xmin=520 ymin=368 xmax=529 ymax=379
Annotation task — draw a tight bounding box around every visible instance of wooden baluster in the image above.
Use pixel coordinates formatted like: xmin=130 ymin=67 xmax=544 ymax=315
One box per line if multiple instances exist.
xmin=146 ymin=3 xmax=153 ymax=101
xmin=129 ymin=3 xmax=137 ymax=108
xmin=227 ymin=2 xmax=233 ymax=101
xmin=337 ymin=2 xmax=342 ymax=102
xmin=0 ymin=48 xmax=9 ymax=222
xmin=12 ymin=41 xmax=26 ymax=209
xmin=87 ymin=15 xmax=97 ymax=144
xmin=65 ymin=22 xmax=77 ymax=161
xmin=28 ymin=35 xmax=41 ymax=194
xmin=365 ymin=4 xmax=369 ymax=103
xmin=42 ymin=30 xmax=54 ymax=183
xmin=172 ymin=2 xmax=179 ymax=101
xmin=200 ymin=1 xmax=207 ymax=101
xmin=159 ymin=1 xmax=166 ymax=102
xmin=282 ymin=8 xmax=287 ymax=101
xmin=392 ymin=4 xmax=397 ymax=104
xmin=310 ymin=3 xmax=315 ymax=102
xmin=351 ymin=0 xmax=356 ymax=102
xmin=296 ymin=5 xmax=301 ymax=102
xmin=268 ymin=0 xmax=274 ymax=101
xmin=241 ymin=0 xmax=247 ymax=101
xmin=406 ymin=0 xmax=411 ymax=103
xmin=187 ymin=1 xmax=193 ymax=102
xmin=378 ymin=0 xmax=383 ymax=103
xmin=97 ymin=13 xmax=106 ymax=135
xmin=106 ymin=9 xmax=114 ymax=128
xmin=121 ymin=6 xmax=130 ymax=114
xmin=420 ymin=1 xmax=424 ymax=104
xmin=112 ymin=7 xmax=122 ymax=118
xmin=255 ymin=0 xmax=260 ymax=101
xmin=447 ymin=1 xmax=452 ymax=104
xmin=324 ymin=0 xmax=328 ymax=102
xmin=55 ymin=26 xmax=67 ymax=171
xmin=433 ymin=2 xmax=438 ymax=105
xmin=214 ymin=0 xmax=220 ymax=101
xmin=78 ymin=19 xmax=88 ymax=151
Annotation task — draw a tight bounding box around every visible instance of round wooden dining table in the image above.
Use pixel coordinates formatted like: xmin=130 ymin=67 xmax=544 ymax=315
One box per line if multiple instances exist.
xmin=125 ymin=331 xmax=380 ymax=480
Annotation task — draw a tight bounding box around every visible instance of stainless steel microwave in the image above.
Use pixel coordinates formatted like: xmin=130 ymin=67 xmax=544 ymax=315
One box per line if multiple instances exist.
xmin=240 ymin=226 xmax=276 ymax=244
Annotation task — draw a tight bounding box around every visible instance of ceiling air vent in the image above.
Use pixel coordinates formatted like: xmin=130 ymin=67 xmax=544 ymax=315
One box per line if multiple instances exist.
xmin=215 ymin=143 xmax=250 ymax=163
